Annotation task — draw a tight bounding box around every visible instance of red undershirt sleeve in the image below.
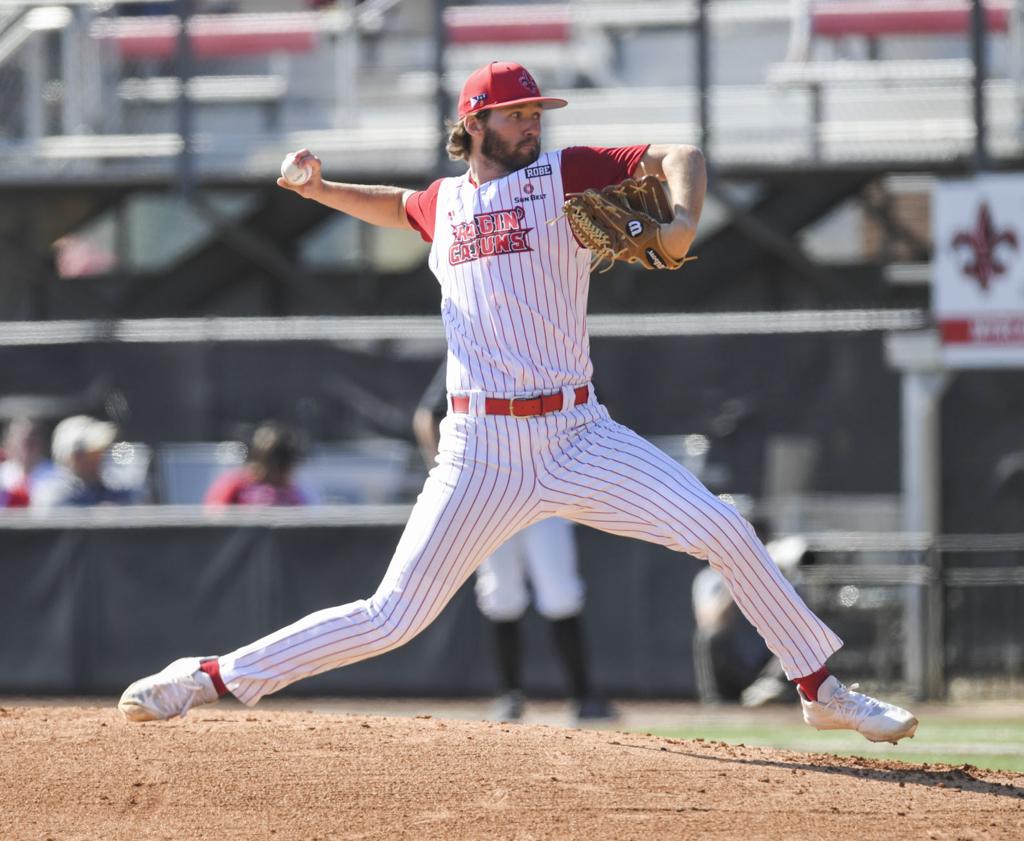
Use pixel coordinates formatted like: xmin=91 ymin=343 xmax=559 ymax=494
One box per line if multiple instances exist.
xmin=560 ymin=144 xmax=651 ymax=194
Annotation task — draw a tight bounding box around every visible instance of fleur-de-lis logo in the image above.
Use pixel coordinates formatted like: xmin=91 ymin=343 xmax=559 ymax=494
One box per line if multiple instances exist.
xmin=952 ymin=202 xmax=1018 ymax=291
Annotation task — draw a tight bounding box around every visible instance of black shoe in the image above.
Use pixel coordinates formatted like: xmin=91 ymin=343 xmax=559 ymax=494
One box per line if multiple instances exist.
xmin=490 ymin=691 xmax=525 ymax=722
xmin=575 ymin=695 xmax=617 ymax=722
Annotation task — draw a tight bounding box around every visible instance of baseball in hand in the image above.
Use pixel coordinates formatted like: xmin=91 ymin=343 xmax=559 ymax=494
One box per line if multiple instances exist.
xmin=280 ymin=152 xmax=312 ymax=186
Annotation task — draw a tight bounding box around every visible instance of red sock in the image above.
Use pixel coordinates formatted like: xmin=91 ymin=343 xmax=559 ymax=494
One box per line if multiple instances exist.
xmin=199 ymin=658 xmax=229 ymax=697
xmin=793 ymin=665 xmax=831 ymax=702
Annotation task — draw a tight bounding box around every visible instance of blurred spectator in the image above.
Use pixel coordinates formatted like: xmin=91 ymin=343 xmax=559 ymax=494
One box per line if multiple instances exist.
xmin=1 ymin=418 xmax=55 ymax=508
xmin=32 ymin=415 xmax=135 ymax=508
xmin=204 ymin=421 xmax=308 ymax=506
xmin=52 ymin=234 xmax=116 ymax=279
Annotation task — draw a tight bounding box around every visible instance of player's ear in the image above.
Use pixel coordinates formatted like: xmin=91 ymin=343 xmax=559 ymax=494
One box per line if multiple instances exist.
xmin=464 ymin=114 xmax=485 ymax=138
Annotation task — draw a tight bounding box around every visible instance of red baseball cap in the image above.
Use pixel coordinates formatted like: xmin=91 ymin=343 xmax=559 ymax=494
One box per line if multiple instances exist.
xmin=457 ymin=61 xmax=568 ymax=119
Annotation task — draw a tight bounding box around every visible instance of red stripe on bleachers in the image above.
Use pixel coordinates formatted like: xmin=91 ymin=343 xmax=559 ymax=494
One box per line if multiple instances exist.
xmin=93 ymin=13 xmax=318 ymax=59
xmin=812 ymin=0 xmax=1010 ymax=37
xmin=444 ymin=4 xmax=571 ymax=44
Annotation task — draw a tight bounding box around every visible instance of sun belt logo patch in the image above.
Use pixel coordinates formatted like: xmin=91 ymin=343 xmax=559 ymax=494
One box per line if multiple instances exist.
xmin=469 ymin=92 xmax=489 ymax=109
xmin=627 ymin=219 xmax=644 ymax=237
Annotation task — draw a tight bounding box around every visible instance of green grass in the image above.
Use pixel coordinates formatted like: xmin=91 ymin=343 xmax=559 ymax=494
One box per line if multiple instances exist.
xmin=637 ymin=716 xmax=1024 ymax=772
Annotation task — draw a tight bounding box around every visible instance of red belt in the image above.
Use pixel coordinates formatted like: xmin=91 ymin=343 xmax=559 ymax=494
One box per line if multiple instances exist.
xmin=451 ymin=385 xmax=589 ymax=417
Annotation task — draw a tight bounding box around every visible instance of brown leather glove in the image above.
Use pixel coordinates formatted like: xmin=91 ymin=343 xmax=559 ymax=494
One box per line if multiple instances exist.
xmin=561 ymin=175 xmax=697 ymax=271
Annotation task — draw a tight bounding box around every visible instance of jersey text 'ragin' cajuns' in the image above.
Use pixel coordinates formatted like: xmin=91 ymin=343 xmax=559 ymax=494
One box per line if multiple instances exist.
xmin=406 ymin=145 xmax=647 ymax=398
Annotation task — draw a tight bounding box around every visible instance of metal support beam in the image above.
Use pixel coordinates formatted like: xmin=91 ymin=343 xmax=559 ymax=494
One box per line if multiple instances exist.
xmin=338 ymin=0 xmax=359 ymax=128
xmin=174 ymin=0 xmax=195 ymax=198
xmin=885 ymin=329 xmax=952 ymax=700
xmin=971 ymin=0 xmax=990 ymax=170
xmin=696 ymin=0 xmax=710 ymax=156
xmin=433 ymin=0 xmax=451 ymax=176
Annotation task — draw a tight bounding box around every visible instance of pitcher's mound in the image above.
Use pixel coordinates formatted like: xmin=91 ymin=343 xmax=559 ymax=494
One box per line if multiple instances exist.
xmin=2 ymin=706 xmax=1022 ymax=840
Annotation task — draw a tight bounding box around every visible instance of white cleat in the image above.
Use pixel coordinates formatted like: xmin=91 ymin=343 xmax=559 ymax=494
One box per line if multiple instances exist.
xmin=118 ymin=657 xmax=220 ymax=722
xmin=800 ymin=676 xmax=918 ymax=744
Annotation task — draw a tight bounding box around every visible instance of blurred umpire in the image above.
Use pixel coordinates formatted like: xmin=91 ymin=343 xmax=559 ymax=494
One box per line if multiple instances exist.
xmin=692 ymin=531 xmax=813 ymax=706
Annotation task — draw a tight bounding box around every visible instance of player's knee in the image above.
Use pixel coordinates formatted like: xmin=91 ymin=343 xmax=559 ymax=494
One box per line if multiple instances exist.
xmin=474 ymin=577 xmax=528 ymax=622
xmin=534 ymin=589 xmax=584 ymax=621
xmin=363 ymin=592 xmax=429 ymax=652
xmin=476 ymin=597 xmax=528 ymax=623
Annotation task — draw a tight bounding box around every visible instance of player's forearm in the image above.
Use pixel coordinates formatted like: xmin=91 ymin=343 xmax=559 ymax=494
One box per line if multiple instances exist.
xmin=660 ymin=146 xmax=706 ymax=227
xmin=641 ymin=144 xmax=706 ymax=259
xmin=307 ymin=181 xmax=412 ymax=229
xmin=659 ymin=146 xmax=706 ymax=258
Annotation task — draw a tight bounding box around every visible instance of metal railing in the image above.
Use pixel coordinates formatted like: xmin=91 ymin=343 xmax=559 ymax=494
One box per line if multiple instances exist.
xmin=0 ymin=504 xmax=1017 ymax=698
xmin=0 ymin=309 xmax=930 ymax=346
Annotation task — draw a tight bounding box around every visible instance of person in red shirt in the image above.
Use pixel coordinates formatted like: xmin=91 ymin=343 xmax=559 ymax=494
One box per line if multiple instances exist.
xmin=1 ymin=417 xmax=54 ymax=508
xmin=204 ymin=421 xmax=308 ymax=507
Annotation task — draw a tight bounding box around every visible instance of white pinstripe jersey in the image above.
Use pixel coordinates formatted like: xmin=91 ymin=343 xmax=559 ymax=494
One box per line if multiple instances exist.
xmin=409 ymin=146 xmax=647 ymax=398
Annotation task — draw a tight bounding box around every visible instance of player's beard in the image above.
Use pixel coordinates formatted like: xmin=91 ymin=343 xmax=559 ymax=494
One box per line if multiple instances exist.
xmin=481 ymin=126 xmax=541 ymax=172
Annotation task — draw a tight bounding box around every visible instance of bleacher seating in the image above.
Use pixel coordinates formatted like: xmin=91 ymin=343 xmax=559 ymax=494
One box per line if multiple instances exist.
xmin=118 ymin=74 xmax=288 ymax=105
xmin=768 ymin=0 xmax=1019 ymax=160
xmin=444 ymin=3 xmax=570 ymax=44
xmin=90 ymin=12 xmax=320 ymax=59
xmin=0 ymin=0 xmax=1020 ymax=181
xmin=811 ymin=0 xmax=1011 ymax=38
xmin=118 ymin=74 xmax=288 ymax=130
xmin=768 ymin=57 xmax=975 ymax=86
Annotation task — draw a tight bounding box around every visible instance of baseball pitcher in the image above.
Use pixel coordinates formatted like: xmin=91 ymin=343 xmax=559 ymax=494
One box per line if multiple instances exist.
xmin=120 ymin=61 xmax=917 ymax=745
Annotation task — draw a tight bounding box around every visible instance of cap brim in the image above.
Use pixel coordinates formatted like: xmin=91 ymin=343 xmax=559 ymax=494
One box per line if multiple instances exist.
xmin=472 ymin=95 xmax=568 ymax=116
xmin=82 ymin=423 xmax=118 ymax=452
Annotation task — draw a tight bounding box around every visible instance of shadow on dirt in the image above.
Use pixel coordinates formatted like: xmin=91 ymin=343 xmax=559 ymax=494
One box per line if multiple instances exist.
xmin=610 ymin=739 xmax=1024 ymax=800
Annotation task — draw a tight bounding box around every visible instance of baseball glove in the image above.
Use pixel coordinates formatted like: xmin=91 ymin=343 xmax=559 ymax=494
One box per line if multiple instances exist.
xmin=559 ymin=175 xmax=697 ymax=272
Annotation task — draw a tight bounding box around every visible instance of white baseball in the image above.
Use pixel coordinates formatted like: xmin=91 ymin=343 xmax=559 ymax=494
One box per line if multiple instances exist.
xmin=280 ymin=153 xmax=311 ymax=186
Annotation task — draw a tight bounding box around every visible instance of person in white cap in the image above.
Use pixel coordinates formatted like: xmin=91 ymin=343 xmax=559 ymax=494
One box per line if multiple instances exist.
xmin=119 ymin=61 xmax=917 ymax=746
xmin=31 ymin=415 xmax=134 ymax=508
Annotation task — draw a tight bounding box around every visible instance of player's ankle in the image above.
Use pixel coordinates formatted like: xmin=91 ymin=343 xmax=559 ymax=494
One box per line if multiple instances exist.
xmin=199 ymin=658 xmax=230 ymax=697
xmin=793 ymin=665 xmax=831 ymax=702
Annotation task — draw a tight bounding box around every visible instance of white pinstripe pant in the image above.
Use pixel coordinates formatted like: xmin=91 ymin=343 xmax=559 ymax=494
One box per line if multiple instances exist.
xmin=220 ymin=399 xmax=842 ymax=705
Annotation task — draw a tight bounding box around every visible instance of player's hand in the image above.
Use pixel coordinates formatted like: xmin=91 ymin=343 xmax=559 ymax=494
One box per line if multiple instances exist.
xmin=277 ymin=148 xmax=323 ymax=198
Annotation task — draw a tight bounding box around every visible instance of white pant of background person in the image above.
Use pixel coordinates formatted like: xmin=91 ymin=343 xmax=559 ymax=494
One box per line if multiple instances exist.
xmin=475 ymin=518 xmax=584 ymax=623
xmin=217 ymin=398 xmax=842 ymax=706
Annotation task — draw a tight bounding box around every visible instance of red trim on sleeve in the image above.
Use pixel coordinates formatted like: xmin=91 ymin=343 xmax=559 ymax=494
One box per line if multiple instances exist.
xmin=560 ymin=144 xmax=650 ymax=195
xmin=405 ymin=178 xmax=445 ymax=243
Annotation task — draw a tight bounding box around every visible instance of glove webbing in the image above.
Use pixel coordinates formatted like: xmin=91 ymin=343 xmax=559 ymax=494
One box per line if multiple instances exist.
xmin=561 ymin=202 xmax=628 ymax=273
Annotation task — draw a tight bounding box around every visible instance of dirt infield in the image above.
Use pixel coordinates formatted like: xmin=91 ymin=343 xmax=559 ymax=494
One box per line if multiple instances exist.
xmin=2 ymin=706 xmax=1022 ymax=841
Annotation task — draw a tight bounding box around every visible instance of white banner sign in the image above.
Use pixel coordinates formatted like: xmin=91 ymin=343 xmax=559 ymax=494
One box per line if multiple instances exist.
xmin=932 ymin=175 xmax=1024 ymax=368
